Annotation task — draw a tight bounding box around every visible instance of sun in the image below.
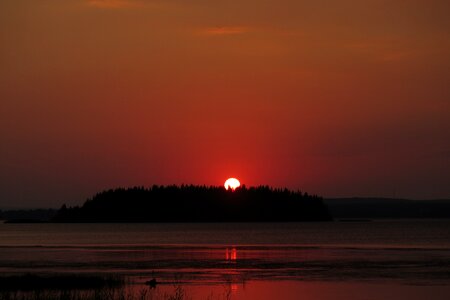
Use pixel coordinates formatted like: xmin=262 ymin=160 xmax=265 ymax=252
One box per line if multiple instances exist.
xmin=224 ymin=178 xmax=240 ymax=191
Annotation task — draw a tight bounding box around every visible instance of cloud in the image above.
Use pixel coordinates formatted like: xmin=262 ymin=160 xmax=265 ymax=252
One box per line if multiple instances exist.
xmin=86 ymin=0 xmax=141 ymax=9
xmin=197 ymin=26 xmax=251 ymax=36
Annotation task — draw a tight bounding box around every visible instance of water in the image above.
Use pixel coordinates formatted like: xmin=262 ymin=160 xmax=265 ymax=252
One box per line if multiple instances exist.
xmin=1 ymin=220 xmax=450 ymax=299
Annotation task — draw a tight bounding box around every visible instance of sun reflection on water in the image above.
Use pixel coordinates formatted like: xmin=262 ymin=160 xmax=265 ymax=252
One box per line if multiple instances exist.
xmin=225 ymin=247 xmax=237 ymax=261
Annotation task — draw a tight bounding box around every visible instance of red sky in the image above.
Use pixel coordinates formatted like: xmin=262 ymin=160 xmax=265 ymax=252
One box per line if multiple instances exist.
xmin=1 ymin=0 xmax=449 ymax=208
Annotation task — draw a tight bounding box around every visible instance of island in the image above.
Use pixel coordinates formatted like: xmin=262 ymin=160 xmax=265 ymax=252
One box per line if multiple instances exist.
xmin=51 ymin=185 xmax=332 ymax=222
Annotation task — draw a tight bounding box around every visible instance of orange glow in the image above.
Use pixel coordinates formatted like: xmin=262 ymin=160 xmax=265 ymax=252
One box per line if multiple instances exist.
xmin=224 ymin=178 xmax=240 ymax=191
xmin=1 ymin=0 xmax=449 ymax=208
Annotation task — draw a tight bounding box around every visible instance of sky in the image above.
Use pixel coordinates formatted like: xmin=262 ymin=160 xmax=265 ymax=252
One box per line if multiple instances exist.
xmin=1 ymin=0 xmax=449 ymax=208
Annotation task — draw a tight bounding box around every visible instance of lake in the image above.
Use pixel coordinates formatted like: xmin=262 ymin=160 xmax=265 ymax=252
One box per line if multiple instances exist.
xmin=1 ymin=220 xmax=450 ymax=299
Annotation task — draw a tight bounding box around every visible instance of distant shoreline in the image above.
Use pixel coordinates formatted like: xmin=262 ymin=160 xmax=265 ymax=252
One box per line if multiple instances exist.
xmin=325 ymin=198 xmax=450 ymax=219
xmin=2 ymin=197 xmax=450 ymax=223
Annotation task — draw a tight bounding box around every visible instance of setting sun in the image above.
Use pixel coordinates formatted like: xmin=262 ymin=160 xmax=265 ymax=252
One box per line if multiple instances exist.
xmin=224 ymin=178 xmax=240 ymax=191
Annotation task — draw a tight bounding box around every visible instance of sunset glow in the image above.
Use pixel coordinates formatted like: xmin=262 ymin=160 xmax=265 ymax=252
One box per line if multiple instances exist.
xmin=0 ymin=0 xmax=449 ymax=208
xmin=0 ymin=1 xmax=449 ymax=299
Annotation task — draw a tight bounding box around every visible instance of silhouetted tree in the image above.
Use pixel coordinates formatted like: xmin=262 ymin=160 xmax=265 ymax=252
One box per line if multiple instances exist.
xmin=52 ymin=185 xmax=332 ymax=222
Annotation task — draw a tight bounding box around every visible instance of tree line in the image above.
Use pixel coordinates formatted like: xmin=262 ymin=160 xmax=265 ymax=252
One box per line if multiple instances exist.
xmin=52 ymin=185 xmax=332 ymax=222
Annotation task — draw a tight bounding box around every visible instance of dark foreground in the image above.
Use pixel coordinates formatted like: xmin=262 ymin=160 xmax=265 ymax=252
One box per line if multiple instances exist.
xmin=0 ymin=274 xmax=123 ymax=292
xmin=2 ymin=273 xmax=450 ymax=300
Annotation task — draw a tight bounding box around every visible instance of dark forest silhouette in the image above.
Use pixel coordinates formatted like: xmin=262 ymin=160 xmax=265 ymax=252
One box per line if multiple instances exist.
xmin=52 ymin=185 xmax=332 ymax=222
xmin=0 ymin=209 xmax=55 ymax=222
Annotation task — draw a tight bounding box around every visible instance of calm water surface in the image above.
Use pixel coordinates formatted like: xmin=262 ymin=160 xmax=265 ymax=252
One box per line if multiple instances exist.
xmin=1 ymin=220 xmax=450 ymax=299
